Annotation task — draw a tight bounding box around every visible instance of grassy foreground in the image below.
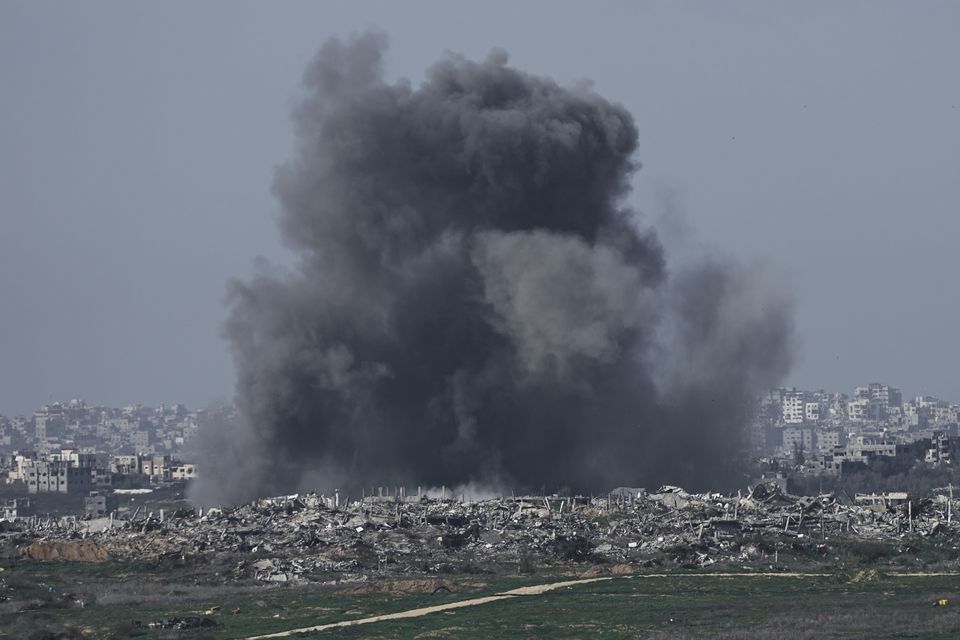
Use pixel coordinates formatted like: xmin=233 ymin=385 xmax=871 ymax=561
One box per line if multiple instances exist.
xmin=4 ymin=561 xmax=960 ymax=639
xmin=304 ymin=572 xmax=960 ymax=640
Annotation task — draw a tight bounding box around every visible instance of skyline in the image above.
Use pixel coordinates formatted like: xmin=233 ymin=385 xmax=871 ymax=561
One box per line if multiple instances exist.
xmin=4 ymin=377 xmax=958 ymax=419
xmin=2 ymin=2 xmax=959 ymax=415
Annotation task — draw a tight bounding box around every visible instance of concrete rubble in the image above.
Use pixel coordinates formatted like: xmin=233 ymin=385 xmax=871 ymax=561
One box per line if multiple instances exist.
xmin=3 ymin=482 xmax=958 ymax=581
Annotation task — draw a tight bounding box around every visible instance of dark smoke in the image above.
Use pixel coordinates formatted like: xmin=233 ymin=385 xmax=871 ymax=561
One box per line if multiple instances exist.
xmin=190 ymin=33 xmax=793 ymax=506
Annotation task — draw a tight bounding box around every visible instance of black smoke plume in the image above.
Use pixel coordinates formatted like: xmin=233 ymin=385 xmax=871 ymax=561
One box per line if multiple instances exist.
xmin=190 ymin=33 xmax=793 ymax=506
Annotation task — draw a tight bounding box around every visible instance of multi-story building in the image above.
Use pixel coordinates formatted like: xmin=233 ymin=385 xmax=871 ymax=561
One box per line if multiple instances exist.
xmin=21 ymin=460 xmax=93 ymax=494
xmin=111 ymin=454 xmax=139 ymax=474
xmin=782 ymin=426 xmax=815 ymax=457
xmin=5 ymin=450 xmax=38 ymax=484
xmin=131 ymin=429 xmax=152 ymax=453
xmin=34 ymin=404 xmax=66 ymax=441
xmin=855 ymin=383 xmax=902 ymax=408
xmin=804 ymin=401 xmax=823 ymax=423
xmin=815 ymin=428 xmax=844 ymax=454
xmin=782 ymin=390 xmax=806 ymax=424
xmin=925 ymin=431 xmax=951 ymax=465
xmin=843 ymin=434 xmax=897 ymax=463
xmin=141 ymin=455 xmax=171 ymax=481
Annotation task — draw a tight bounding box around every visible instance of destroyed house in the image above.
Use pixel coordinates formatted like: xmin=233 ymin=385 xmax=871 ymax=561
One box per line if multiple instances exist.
xmin=84 ymin=491 xmax=119 ymax=516
xmin=2 ymin=498 xmax=35 ymax=520
xmin=171 ymin=463 xmax=198 ymax=480
xmin=855 ymin=492 xmax=909 ymax=510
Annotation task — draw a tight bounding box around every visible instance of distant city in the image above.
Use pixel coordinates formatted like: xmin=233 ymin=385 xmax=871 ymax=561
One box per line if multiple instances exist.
xmin=1 ymin=381 xmax=958 ymax=518
xmin=0 ymin=400 xmax=216 ymax=519
xmin=753 ymin=383 xmax=960 ymax=479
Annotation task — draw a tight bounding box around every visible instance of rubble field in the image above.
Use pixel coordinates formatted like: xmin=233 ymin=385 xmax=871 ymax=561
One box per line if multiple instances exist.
xmin=6 ymin=482 xmax=960 ymax=582
xmin=4 ymin=483 xmax=960 ymax=638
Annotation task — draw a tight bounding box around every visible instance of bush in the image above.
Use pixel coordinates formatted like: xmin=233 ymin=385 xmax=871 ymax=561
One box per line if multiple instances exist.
xmin=518 ymin=550 xmax=535 ymax=574
xmin=845 ymin=541 xmax=894 ymax=564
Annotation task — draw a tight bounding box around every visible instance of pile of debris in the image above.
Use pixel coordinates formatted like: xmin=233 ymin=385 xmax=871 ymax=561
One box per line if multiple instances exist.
xmin=5 ymin=483 xmax=958 ymax=580
xmin=142 ymin=616 xmax=217 ymax=630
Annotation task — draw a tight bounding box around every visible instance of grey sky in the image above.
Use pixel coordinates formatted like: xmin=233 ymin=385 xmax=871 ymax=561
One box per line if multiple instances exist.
xmin=1 ymin=1 xmax=958 ymax=415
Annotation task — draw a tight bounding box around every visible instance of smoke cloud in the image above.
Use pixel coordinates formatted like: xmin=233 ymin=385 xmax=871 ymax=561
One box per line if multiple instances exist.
xmin=190 ymin=33 xmax=793 ymax=506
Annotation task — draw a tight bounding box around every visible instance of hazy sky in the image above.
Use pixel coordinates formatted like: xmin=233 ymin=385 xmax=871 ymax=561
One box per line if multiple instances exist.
xmin=1 ymin=1 xmax=958 ymax=415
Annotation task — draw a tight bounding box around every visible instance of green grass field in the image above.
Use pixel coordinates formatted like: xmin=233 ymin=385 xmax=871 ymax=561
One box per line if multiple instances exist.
xmin=302 ymin=572 xmax=960 ymax=640
xmin=4 ymin=560 xmax=960 ymax=639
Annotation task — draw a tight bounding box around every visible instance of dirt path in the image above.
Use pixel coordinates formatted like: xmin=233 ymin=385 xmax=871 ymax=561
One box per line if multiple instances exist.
xmin=632 ymin=572 xmax=832 ymax=578
xmin=631 ymin=572 xmax=960 ymax=578
xmin=245 ymin=570 xmax=960 ymax=639
xmin=244 ymin=577 xmax=612 ymax=639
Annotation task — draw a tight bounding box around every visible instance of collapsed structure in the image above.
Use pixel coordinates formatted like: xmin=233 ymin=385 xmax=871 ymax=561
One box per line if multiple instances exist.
xmin=8 ymin=483 xmax=957 ymax=583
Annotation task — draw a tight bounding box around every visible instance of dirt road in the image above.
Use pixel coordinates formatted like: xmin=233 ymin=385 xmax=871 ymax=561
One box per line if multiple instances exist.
xmin=244 ymin=576 xmax=613 ymax=639
xmin=245 ymin=570 xmax=960 ymax=639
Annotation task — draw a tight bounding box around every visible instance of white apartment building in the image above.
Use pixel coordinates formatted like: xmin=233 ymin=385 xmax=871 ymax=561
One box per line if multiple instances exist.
xmin=782 ymin=391 xmax=806 ymax=424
